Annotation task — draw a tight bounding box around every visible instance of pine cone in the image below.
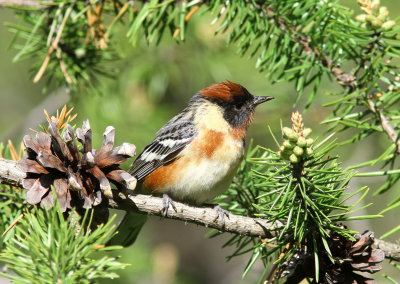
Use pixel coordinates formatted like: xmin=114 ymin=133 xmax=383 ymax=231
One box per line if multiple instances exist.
xmin=281 ymin=230 xmax=384 ymax=284
xmin=18 ymin=120 xmax=136 ymax=212
xmin=323 ymin=230 xmax=384 ymax=284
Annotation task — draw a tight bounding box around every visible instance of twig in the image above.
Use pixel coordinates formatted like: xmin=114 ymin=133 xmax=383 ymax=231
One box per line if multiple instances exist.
xmin=368 ymin=100 xmax=400 ymax=152
xmin=0 ymin=0 xmax=48 ymax=7
xmin=0 ymin=157 xmax=399 ymax=261
xmin=33 ymin=4 xmax=73 ymax=83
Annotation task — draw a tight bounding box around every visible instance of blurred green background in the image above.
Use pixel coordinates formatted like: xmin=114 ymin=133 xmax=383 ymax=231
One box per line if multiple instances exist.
xmin=1 ymin=1 xmax=400 ymax=283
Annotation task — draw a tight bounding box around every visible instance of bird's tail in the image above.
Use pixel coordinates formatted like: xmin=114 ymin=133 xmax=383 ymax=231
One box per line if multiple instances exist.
xmin=107 ymin=212 xmax=147 ymax=247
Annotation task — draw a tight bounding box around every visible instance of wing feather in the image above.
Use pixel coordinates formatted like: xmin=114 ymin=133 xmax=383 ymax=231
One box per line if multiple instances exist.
xmin=130 ymin=111 xmax=197 ymax=181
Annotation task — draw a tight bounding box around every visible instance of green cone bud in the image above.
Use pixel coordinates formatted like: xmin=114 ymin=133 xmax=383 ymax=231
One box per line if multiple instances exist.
xmin=303 ymin=128 xmax=312 ymax=137
xmin=282 ymin=127 xmax=298 ymax=142
xmin=297 ymin=137 xmax=307 ymax=147
xmin=283 ymin=140 xmax=295 ymax=149
xmin=365 ymin=14 xmax=375 ymax=23
xmin=371 ymin=18 xmax=383 ymax=27
xmin=306 ymin=138 xmax=314 ymax=147
xmin=379 ymin=7 xmax=389 ymax=17
xmin=305 ymin=147 xmax=313 ymax=155
xmin=282 ymin=127 xmax=291 ymax=136
xmin=289 ymin=154 xmax=299 ymax=164
xmin=378 ymin=13 xmax=388 ymax=22
xmin=355 ymin=14 xmax=367 ymax=22
xmin=293 ymin=146 xmax=304 ymax=156
xmin=382 ymin=20 xmax=395 ymax=30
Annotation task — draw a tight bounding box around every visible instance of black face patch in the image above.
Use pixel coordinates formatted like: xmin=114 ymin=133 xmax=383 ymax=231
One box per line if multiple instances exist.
xmin=221 ymin=100 xmax=254 ymax=127
xmin=202 ymin=92 xmax=255 ymax=127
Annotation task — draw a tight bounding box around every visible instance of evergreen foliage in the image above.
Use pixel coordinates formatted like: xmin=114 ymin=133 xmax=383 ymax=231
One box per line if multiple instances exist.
xmin=1 ymin=0 xmax=400 ymax=282
xmin=0 ymin=204 xmax=127 ymax=283
xmin=214 ymin=112 xmax=381 ymax=282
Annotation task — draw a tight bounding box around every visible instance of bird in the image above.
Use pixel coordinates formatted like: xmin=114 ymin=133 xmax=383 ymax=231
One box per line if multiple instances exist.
xmin=108 ymin=81 xmax=273 ymax=246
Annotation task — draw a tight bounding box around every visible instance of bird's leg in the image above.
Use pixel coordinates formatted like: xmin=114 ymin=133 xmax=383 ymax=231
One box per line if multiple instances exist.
xmin=205 ymin=204 xmax=230 ymax=228
xmin=162 ymin=193 xmax=177 ymax=217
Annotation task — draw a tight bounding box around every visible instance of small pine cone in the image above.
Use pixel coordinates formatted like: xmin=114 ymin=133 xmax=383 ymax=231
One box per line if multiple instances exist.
xmin=322 ymin=229 xmax=384 ymax=284
xmin=280 ymin=229 xmax=384 ymax=284
xmin=278 ymin=245 xmax=313 ymax=283
xmin=18 ymin=120 xmax=136 ymax=212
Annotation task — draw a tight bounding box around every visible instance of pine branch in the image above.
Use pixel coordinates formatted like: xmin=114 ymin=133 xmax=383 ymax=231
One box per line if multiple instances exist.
xmin=3 ymin=1 xmax=398 ymax=148
xmin=264 ymin=5 xmax=356 ymax=89
xmin=266 ymin=5 xmax=399 ymax=153
xmin=0 ymin=157 xmax=399 ymax=261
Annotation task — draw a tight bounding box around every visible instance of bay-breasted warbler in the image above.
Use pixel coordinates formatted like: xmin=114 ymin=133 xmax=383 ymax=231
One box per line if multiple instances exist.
xmin=108 ymin=81 xmax=273 ymax=246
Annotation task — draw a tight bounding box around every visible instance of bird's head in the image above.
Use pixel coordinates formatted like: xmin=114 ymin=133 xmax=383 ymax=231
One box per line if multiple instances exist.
xmin=195 ymin=81 xmax=274 ymax=128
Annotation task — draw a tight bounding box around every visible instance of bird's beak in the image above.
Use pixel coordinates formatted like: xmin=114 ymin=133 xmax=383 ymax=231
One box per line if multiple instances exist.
xmin=253 ymin=96 xmax=274 ymax=106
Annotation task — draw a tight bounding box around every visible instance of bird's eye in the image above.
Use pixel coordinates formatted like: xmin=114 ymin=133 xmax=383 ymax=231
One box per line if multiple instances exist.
xmin=234 ymin=102 xmax=245 ymax=110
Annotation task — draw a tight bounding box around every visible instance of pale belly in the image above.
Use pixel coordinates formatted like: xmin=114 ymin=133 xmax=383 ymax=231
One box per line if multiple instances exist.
xmin=168 ymin=154 xmax=242 ymax=204
xmin=159 ymin=136 xmax=244 ymax=205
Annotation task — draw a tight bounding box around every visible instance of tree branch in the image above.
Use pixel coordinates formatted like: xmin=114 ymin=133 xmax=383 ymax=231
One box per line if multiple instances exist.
xmin=0 ymin=0 xmax=48 ymax=7
xmin=108 ymin=191 xmax=282 ymax=239
xmin=373 ymin=238 xmax=400 ymax=262
xmin=0 ymin=158 xmax=26 ymax=187
xmin=0 ymin=157 xmax=399 ymax=261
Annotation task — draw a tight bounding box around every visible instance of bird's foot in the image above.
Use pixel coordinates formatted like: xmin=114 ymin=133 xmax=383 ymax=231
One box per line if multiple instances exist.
xmin=212 ymin=204 xmax=230 ymax=228
xmin=162 ymin=193 xmax=177 ymax=217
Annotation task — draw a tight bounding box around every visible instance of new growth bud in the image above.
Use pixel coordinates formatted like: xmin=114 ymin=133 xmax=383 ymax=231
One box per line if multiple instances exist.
xmin=382 ymin=20 xmax=395 ymax=30
xmin=355 ymin=0 xmax=396 ymax=31
xmin=293 ymin=146 xmax=304 ymax=156
xmin=282 ymin=127 xmax=298 ymax=142
xmin=283 ymin=140 xmax=295 ymax=149
xmin=277 ymin=112 xmax=315 ymax=164
xmin=297 ymin=137 xmax=307 ymax=147
xmin=289 ymin=154 xmax=299 ymax=164
xmin=303 ymin=128 xmax=312 ymax=137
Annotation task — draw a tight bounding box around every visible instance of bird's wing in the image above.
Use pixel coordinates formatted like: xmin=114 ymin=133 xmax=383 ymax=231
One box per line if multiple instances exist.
xmin=130 ymin=112 xmax=198 ymax=181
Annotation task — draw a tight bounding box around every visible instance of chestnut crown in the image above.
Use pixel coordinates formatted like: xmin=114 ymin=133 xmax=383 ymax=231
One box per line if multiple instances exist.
xmin=195 ymin=81 xmax=274 ymax=127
